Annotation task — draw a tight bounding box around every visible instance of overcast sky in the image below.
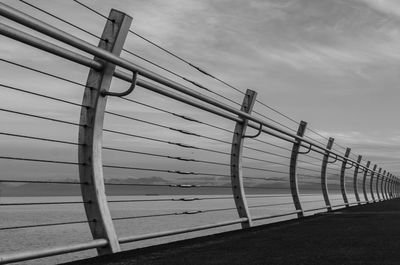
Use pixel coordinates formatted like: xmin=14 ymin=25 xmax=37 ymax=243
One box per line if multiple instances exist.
xmin=1 ymin=0 xmax=400 ymax=181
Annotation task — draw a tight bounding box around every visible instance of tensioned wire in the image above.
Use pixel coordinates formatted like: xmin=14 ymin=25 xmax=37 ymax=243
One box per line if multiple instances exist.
xmin=11 ymin=1 xmax=363 ymax=170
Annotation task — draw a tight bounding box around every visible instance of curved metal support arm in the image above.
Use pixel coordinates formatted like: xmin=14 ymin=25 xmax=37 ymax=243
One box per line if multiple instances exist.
xmin=299 ymin=142 xmax=312 ymax=155
xmin=101 ymin=71 xmax=138 ymax=97
xmin=242 ymin=122 xmax=262 ymax=139
xmin=327 ymin=154 xmax=338 ymax=164
xmin=345 ymin=162 xmax=354 ymax=169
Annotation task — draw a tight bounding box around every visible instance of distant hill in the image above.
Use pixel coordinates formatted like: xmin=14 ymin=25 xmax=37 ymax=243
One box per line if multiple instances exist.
xmin=0 ymin=177 xmax=321 ymax=196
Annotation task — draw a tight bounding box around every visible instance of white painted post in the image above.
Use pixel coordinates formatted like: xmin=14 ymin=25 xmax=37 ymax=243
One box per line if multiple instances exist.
xmin=78 ymin=9 xmax=132 ymax=254
xmin=230 ymin=89 xmax=257 ymax=228
xmin=289 ymin=121 xmax=307 ymax=218
xmin=381 ymin=170 xmax=386 ymax=201
xmin=321 ymin=137 xmax=334 ymax=211
xmin=340 ymin=148 xmax=351 ymax=207
xmin=353 ymin=155 xmax=362 ymax=205
xmin=370 ymin=164 xmax=377 ymax=202
xmin=362 ymin=161 xmax=370 ymax=203
xmin=376 ymin=168 xmax=382 ymax=201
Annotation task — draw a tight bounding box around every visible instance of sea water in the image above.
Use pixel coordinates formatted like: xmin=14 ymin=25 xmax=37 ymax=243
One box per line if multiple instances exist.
xmin=0 ymin=194 xmax=351 ymax=264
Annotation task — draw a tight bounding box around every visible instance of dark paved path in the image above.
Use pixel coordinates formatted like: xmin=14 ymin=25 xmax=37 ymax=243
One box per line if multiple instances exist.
xmin=64 ymin=199 xmax=400 ymax=265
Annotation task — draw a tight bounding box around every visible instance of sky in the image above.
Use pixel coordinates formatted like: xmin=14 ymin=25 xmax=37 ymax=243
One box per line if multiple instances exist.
xmin=1 ymin=0 xmax=400 ymax=183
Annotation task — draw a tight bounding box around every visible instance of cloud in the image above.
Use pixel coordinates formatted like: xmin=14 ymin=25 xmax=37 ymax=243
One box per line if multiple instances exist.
xmin=261 ymin=43 xmax=371 ymax=74
xmin=356 ymin=0 xmax=400 ymax=18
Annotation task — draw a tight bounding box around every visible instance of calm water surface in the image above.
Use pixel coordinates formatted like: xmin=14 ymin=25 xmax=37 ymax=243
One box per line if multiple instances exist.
xmin=0 ymin=194 xmax=351 ymax=264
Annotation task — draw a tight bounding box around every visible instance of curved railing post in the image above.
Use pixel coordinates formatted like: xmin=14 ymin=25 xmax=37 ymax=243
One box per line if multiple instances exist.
xmin=340 ymin=148 xmax=351 ymax=207
xmin=321 ymin=137 xmax=334 ymax=211
xmin=289 ymin=120 xmax=307 ymax=218
xmin=392 ymin=177 xmax=395 ymax=198
xmin=385 ymin=173 xmax=390 ymax=200
xmin=380 ymin=170 xmax=386 ymax=201
xmin=376 ymin=168 xmax=382 ymax=201
xmin=362 ymin=161 xmax=370 ymax=203
xmin=78 ymin=10 xmax=132 ymax=254
xmin=370 ymin=164 xmax=377 ymax=202
xmin=353 ymin=155 xmax=362 ymax=205
xmin=231 ymin=89 xmax=257 ymax=228
xmin=389 ymin=174 xmax=393 ymax=199
xmin=385 ymin=172 xmax=388 ymax=200
xmin=392 ymin=175 xmax=395 ymax=198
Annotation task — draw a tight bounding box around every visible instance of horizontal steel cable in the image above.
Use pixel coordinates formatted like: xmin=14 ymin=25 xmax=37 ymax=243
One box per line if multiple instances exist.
xmin=21 ymin=0 xmax=243 ymax=108
xmin=102 ymin=163 xmax=230 ymax=178
xmin=0 ymin=108 xmax=82 ymax=127
xmin=0 ymin=58 xmax=90 ymax=88
xmin=244 ymin=186 xmax=290 ymax=191
xmin=112 ymin=212 xmax=177 ymax=221
xmin=121 ymin=97 xmax=233 ymax=133
xmin=0 ymin=156 xmax=81 ymax=165
xmin=245 ymin=176 xmax=333 ymax=187
xmin=297 ymin=159 xmax=321 ymax=168
xmin=10 ymin=0 xmax=386 ymax=177
xmin=243 ymin=167 xmax=288 ymax=175
xmin=103 ymin=181 xmax=236 ymax=189
xmin=122 ymin=49 xmax=242 ymax=107
xmin=0 ymin=201 xmax=87 ymax=206
xmin=103 ymin=146 xmax=229 ymax=167
xmin=19 ymin=0 xmax=104 ymax=40
xmin=105 ymin=110 xmax=231 ymax=145
xmin=243 ymin=158 xmax=322 ymax=174
xmin=0 ymin=83 xmax=86 ymax=108
xmin=245 ymin=177 xmax=286 ymax=182
xmin=108 ymin=196 xmax=234 ymax=203
xmin=249 ymin=198 xmax=325 ymax=208
xmin=0 ymin=179 xmax=83 ymax=184
xmin=248 ymin=202 xmax=295 ymax=208
xmin=9 ymin=1 xmax=390 ymax=182
xmin=119 ymin=99 xmax=305 ymax=156
xmin=0 ymin=219 xmax=92 ymax=231
xmin=302 ymin=153 xmax=324 ymax=162
xmin=305 ymin=127 xmax=350 ymax=156
xmin=71 ymin=0 xmax=341 ymax=149
xmin=103 ymin=128 xmax=230 ymax=156
xmin=72 ymin=0 xmax=112 ymax=21
xmin=252 ymin=110 xmax=297 ymax=133
xmin=242 ymin=146 xmax=291 ymax=160
xmin=1 ymin=59 xmax=236 ymax=153
xmin=0 ymin=132 xmax=80 ymax=146
xmin=113 ymin=207 xmax=237 ymax=221
xmin=242 ymin=156 xmax=288 ymax=167
xmin=248 ymin=137 xmax=292 ymax=152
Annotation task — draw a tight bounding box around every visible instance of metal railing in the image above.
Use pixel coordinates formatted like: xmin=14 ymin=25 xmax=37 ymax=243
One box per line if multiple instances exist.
xmin=0 ymin=2 xmax=399 ymax=264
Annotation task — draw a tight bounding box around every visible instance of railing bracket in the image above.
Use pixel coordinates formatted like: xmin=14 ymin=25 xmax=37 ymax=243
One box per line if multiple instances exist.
xmin=101 ymin=71 xmax=138 ymax=97
xmin=327 ymin=154 xmax=338 ymax=164
xmin=242 ymin=122 xmax=262 ymax=139
xmin=299 ymin=143 xmax=312 ymax=155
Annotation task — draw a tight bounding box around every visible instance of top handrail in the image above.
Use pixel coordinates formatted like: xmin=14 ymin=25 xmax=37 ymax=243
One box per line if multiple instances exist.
xmin=0 ymin=2 xmax=396 ymax=180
